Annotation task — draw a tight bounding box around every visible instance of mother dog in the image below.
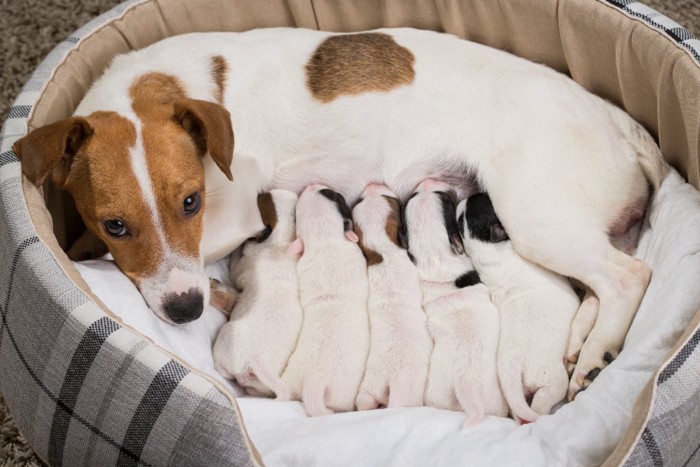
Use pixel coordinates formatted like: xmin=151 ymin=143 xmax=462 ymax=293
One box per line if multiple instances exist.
xmin=12 ymin=28 xmax=667 ymax=396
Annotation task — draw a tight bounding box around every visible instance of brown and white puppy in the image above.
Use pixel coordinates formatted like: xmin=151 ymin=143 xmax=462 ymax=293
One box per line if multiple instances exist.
xmin=281 ymin=184 xmax=370 ymax=416
xmin=212 ymin=189 xmax=302 ymax=398
xmin=404 ymin=179 xmax=507 ymax=426
xmin=457 ymin=193 xmax=579 ymax=422
xmin=352 ymin=184 xmax=432 ymax=410
xmin=12 ymin=28 xmax=666 ymax=397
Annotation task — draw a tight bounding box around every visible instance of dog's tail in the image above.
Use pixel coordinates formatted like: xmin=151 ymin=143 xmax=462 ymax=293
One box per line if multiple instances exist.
xmin=250 ymin=357 xmax=291 ymax=401
xmin=455 ymin=379 xmax=484 ymax=427
xmin=607 ymin=102 xmax=669 ymax=191
xmin=302 ymin=376 xmax=333 ymax=417
xmin=499 ymin=364 xmax=541 ymax=424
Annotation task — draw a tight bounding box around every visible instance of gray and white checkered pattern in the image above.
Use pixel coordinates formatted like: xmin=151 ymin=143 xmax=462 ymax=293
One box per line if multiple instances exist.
xmin=0 ymin=1 xmax=258 ymax=466
xmin=596 ymin=5 xmax=700 ymax=466
xmin=604 ymin=0 xmax=700 ymax=63
xmin=1 ymin=0 xmax=700 ymax=465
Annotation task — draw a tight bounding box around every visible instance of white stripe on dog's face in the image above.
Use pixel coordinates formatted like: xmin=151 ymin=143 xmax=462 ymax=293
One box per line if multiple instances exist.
xmin=131 ymin=120 xmax=208 ymax=324
xmin=57 ymin=107 xmax=210 ymax=325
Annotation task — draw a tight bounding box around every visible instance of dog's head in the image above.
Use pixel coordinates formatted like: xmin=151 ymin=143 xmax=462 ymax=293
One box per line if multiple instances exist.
xmin=13 ymin=90 xmax=234 ymax=324
xmin=456 ymin=192 xmax=509 ymax=246
xmin=402 ymin=179 xmax=464 ymax=260
xmin=293 ymin=184 xmax=358 ymax=246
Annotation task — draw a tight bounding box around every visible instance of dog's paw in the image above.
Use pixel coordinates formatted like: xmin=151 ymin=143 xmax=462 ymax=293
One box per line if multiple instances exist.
xmin=567 ymin=348 xmax=618 ymax=401
xmin=209 ymin=278 xmax=237 ymax=316
xmin=565 ymin=292 xmax=600 ymax=373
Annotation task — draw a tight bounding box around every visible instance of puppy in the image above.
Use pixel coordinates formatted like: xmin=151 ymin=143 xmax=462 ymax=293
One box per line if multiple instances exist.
xmin=404 ymin=180 xmax=507 ymax=426
xmin=213 ymin=189 xmax=302 ymax=399
xmin=457 ymin=193 xmax=579 ymax=422
xmin=352 ymin=184 xmax=432 ymax=410
xmin=281 ymin=184 xmax=370 ymax=416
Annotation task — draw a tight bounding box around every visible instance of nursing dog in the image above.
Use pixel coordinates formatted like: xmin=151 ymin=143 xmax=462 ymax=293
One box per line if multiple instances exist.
xmin=458 ymin=193 xmax=579 ymax=422
xmin=12 ymin=27 xmax=667 ymax=396
xmin=281 ymin=185 xmax=369 ymax=416
xmin=405 ymin=180 xmax=507 ymax=425
xmin=352 ymin=183 xmax=432 ymax=410
xmin=212 ymin=189 xmax=302 ymax=398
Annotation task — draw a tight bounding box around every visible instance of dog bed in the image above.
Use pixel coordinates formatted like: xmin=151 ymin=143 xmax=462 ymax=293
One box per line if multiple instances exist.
xmin=1 ymin=0 xmax=699 ymax=465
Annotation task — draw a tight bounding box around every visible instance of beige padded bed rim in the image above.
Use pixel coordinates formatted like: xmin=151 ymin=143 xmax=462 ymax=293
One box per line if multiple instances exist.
xmin=18 ymin=0 xmax=700 ymax=465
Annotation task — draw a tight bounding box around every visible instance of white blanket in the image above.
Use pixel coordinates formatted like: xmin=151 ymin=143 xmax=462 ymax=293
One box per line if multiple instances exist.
xmin=75 ymin=169 xmax=700 ymax=466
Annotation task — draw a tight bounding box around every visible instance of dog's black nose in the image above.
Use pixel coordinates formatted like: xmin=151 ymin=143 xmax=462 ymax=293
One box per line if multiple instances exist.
xmin=163 ymin=288 xmax=204 ymax=324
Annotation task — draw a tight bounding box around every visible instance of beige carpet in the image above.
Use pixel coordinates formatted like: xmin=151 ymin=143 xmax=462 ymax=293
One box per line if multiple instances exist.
xmin=1 ymin=0 xmax=699 ymax=465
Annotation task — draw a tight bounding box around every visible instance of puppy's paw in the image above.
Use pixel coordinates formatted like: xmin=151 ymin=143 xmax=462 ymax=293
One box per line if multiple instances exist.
xmin=567 ymin=348 xmax=618 ymax=400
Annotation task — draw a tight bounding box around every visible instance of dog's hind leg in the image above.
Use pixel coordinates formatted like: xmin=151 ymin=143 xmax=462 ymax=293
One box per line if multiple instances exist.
xmin=504 ymin=224 xmax=649 ymax=400
xmin=565 ymin=291 xmax=599 ymax=376
xmin=487 ymin=190 xmax=650 ymax=400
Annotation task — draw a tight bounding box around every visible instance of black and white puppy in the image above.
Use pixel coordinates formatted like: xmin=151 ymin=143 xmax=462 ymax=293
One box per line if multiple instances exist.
xmin=282 ymin=184 xmax=370 ymax=416
xmin=213 ymin=189 xmax=302 ymax=399
xmin=457 ymin=193 xmax=579 ymax=422
xmin=352 ymin=183 xmax=432 ymax=410
xmin=405 ymin=179 xmax=507 ymax=426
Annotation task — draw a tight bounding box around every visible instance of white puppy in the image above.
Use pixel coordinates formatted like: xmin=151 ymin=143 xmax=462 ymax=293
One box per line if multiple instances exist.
xmin=457 ymin=193 xmax=579 ymax=422
xmin=213 ymin=189 xmax=302 ymax=399
xmin=404 ymin=180 xmax=507 ymax=426
xmin=282 ymin=184 xmax=370 ymax=416
xmin=352 ymin=184 xmax=432 ymax=410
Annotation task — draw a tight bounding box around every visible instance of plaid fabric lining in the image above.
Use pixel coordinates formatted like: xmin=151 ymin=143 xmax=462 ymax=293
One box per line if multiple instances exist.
xmin=0 ymin=1 xmax=257 ymax=466
xmin=604 ymin=0 xmax=700 ymax=63
xmin=1 ymin=0 xmax=699 ymax=466
xmin=596 ymin=4 xmax=700 ymax=464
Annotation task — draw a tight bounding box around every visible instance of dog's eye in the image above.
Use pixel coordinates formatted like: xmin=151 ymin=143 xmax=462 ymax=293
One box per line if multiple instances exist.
xmin=184 ymin=192 xmax=201 ymax=216
xmin=103 ymin=219 xmax=128 ymax=237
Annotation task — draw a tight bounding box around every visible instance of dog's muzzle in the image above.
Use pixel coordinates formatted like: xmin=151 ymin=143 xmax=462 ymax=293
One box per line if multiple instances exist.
xmin=162 ymin=288 xmax=205 ymax=324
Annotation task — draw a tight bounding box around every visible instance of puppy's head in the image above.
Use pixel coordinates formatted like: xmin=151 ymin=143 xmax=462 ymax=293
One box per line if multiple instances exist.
xmin=13 ymin=85 xmax=234 ymax=324
xmin=351 ymin=184 xmax=403 ymax=264
xmin=253 ymin=189 xmax=298 ymax=245
xmin=295 ymin=184 xmax=357 ymax=243
xmin=457 ymin=192 xmax=509 ymax=246
xmin=402 ymin=179 xmax=464 ymax=262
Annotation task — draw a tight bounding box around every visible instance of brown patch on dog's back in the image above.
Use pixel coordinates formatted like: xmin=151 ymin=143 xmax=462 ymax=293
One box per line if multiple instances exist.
xmin=306 ymin=33 xmax=415 ymax=103
xmin=257 ymin=192 xmax=278 ymax=231
xmin=383 ymin=196 xmax=402 ymax=247
xmin=355 ymin=225 xmax=384 ymax=266
xmin=211 ymin=55 xmax=228 ymax=104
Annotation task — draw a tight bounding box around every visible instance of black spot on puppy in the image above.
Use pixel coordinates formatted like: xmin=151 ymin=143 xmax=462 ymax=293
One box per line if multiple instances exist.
xmin=455 ymin=270 xmax=481 ymax=288
xmin=437 ymin=191 xmax=464 ymax=255
xmin=464 ymin=193 xmax=509 ymax=243
xmin=319 ymin=188 xmax=354 ymax=232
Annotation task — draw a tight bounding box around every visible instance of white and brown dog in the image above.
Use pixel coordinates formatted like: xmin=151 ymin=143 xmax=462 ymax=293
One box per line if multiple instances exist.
xmin=212 ymin=189 xmax=302 ymax=399
xmin=457 ymin=193 xmax=579 ymax=422
xmin=281 ymin=185 xmax=369 ymax=416
xmin=405 ymin=180 xmax=507 ymax=425
xmin=12 ymin=27 xmax=667 ymax=397
xmin=352 ymin=183 xmax=432 ymax=410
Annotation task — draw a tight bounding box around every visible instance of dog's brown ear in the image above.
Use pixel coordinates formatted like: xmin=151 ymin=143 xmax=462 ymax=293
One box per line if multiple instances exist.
xmin=12 ymin=117 xmax=92 ymax=187
xmin=174 ymin=98 xmax=234 ymax=181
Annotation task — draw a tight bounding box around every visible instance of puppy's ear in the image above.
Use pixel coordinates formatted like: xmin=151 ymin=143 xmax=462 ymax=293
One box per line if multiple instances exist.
xmin=12 ymin=117 xmax=93 ymax=187
xmin=397 ymin=203 xmax=409 ymax=250
xmin=490 ymin=222 xmax=509 ymax=243
xmin=174 ymin=98 xmax=234 ymax=181
xmin=255 ymin=226 xmax=272 ymax=243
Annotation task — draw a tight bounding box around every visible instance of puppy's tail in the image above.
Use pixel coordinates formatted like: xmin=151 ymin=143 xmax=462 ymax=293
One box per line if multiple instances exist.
xmin=302 ymin=376 xmax=333 ymax=417
xmin=250 ymin=357 xmax=291 ymax=401
xmin=499 ymin=365 xmax=541 ymax=424
xmin=607 ymin=102 xmax=669 ymax=191
xmin=455 ymin=380 xmax=484 ymax=427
